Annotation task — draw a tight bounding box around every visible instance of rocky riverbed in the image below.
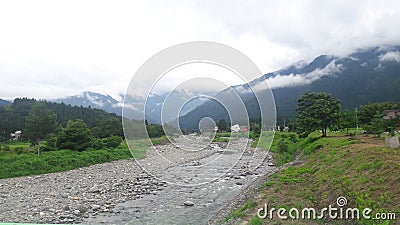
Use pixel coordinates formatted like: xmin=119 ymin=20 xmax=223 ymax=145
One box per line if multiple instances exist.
xmin=0 ymin=137 xmax=277 ymax=224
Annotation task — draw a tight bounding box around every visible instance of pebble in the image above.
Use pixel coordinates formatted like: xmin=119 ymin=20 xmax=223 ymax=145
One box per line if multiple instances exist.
xmin=183 ymin=201 xmax=195 ymax=206
xmin=0 ymin=137 xmax=276 ymax=224
xmin=91 ymin=205 xmax=101 ymax=210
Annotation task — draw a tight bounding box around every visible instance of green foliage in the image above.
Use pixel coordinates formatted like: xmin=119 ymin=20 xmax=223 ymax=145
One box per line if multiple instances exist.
xmin=0 ymin=98 xmax=124 ymax=142
xmin=276 ymin=139 xmax=289 ymax=153
xmin=101 ymin=136 xmax=122 ymax=149
xmin=250 ymin=216 xmax=262 ymax=225
xmin=25 ymin=102 xmax=57 ymax=155
xmin=0 ymin=145 xmax=132 ymax=179
xmin=146 ymin=124 xmax=165 ymax=138
xmin=223 ymin=199 xmax=257 ymax=222
xmin=217 ymin=119 xmax=228 ymax=132
xmin=25 ymin=102 xmax=57 ymax=143
xmin=337 ymin=110 xmax=358 ymax=133
xmin=13 ymin=147 xmax=24 ymax=154
xmin=359 ymin=102 xmax=400 ymax=125
xmin=57 ymin=119 xmax=93 ymax=151
xmin=295 ymin=91 xmax=341 ymax=137
xmin=268 ymin=132 xmax=299 ymax=165
xmin=250 ymin=122 xmax=261 ymax=136
xmin=91 ymin=118 xmax=123 ymax=138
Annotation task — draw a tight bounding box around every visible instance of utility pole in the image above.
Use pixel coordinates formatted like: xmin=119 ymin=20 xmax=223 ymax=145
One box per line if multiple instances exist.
xmin=355 ymin=108 xmax=359 ymax=133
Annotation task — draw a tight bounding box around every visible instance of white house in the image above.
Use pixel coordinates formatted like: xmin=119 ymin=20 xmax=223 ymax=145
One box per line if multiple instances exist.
xmin=11 ymin=130 xmax=22 ymax=140
xmin=231 ymin=124 xmax=241 ymax=132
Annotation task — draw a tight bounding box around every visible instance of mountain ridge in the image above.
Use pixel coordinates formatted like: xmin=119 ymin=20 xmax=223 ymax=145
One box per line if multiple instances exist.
xmin=178 ymin=45 xmax=400 ymax=131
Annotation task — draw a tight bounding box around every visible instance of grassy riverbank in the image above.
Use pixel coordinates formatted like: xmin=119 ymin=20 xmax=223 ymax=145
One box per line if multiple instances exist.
xmin=225 ymin=133 xmax=400 ymax=225
xmin=0 ymin=136 xmax=168 ymax=179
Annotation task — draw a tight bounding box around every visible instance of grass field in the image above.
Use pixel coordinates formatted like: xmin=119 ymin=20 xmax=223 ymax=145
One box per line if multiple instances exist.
xmin=225 ymin=133 xmax=400 ymax=225
xmin=0 ymin=137 xmax=169 ymax=179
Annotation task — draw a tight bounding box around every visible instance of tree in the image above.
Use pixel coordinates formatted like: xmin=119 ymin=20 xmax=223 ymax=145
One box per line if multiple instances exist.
xmin=359 ymin=102 xmax=400 ymax=125
xmin=57 ymin=119 xmax=93 ymax=151
xmin=338 ymin=110 xmax=358 ymax=134
xmin=217 ymin=119 xmax=228 ymax=132
xmin=295 ymin=92 xmax=341 ymax=137
xmin=25 ymin=102 xmax=57 ymax=155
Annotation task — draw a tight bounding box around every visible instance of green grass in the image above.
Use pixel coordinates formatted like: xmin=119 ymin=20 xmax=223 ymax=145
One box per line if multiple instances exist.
xmin=227 ymin=134 xmax=400 ymax=224
xmin=223 ymin=199 xmax=258 ymax=222
xmin=0 ymin=137 xmax=167 ymax=179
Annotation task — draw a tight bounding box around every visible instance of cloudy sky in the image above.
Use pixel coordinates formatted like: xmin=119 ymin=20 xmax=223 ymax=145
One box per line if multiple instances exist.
xmin=1 ymin=0 xmax=400 ymax=101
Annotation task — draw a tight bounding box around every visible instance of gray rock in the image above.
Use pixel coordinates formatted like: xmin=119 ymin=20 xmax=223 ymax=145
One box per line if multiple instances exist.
xmin=91 ymin=204 xmax=101 ymax=210
xmin=183 ymin=201 xmax=195 ymax=206
xmin=89 ymin=185 xmax=101 ymax=193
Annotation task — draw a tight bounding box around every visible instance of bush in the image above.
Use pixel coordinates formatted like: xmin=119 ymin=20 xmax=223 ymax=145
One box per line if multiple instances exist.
xmin=277 ymin=139 xmax=289 ymax=153
xmin=3 ymin=145 xmax=10 ymax=151
xmin=101 ymin=136 xmax=122 ymax=149
xmin=40 ymin=141 xmax=56 ymax=152
xmin=14 ymin=147 xmax=24 ymax=154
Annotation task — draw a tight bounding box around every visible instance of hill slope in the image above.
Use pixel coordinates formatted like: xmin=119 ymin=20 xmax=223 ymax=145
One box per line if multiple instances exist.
xmin=0 ymin=98 xmax=122 ymax=140
xmin=178 ymin=46 xmax=400 ymax=131
xmin=224 ymin=134 xmax=400 ymax=224
xmin=0 ymin=98 xmax=11 ymax=107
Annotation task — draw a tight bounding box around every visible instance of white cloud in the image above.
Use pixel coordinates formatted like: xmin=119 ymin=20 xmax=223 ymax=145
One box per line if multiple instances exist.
xmin=379 ymin=51 xmax=400 ymax=63
xmin=0 ymin=0 xmax=400 ymax=100
xmin=252 ymin=61 xmax=343 ymax=90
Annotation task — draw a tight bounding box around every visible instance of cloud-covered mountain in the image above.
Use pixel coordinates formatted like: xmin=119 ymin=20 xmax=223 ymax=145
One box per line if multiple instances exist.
xmin=54 ymin=90 xmax=208 ymax=124
xmin=54 ymin=91 xmax=122 ymax=116
xmin=178 ymin=45 xmax=400 ymax=131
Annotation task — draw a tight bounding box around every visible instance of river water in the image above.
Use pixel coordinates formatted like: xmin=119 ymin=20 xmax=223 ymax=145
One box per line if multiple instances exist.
xmin=84 ymin=138 xmax=277 ymax=225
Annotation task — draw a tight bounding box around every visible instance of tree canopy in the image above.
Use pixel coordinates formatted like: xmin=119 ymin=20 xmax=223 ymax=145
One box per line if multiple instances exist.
xmin=295 ymin=91 xmax=341 ymax=137
xmin=25 ymin=102 xmax=57 ymax=155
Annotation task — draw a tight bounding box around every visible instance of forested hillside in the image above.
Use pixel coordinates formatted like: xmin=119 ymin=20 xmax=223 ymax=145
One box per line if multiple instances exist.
xmin=0 ymin=98 xmax=122 ymax=142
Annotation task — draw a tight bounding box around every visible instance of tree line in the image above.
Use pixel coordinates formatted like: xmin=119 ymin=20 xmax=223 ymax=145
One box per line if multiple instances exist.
xmin=0 ymin=98 xmax=165 ymax=154
xmin=293 ymin=91 xmax=400 ymax=137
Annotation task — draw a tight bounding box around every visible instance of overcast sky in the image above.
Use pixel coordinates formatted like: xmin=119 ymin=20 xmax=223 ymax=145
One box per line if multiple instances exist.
xmin=1 ymin=0 xmax=400 ymax=101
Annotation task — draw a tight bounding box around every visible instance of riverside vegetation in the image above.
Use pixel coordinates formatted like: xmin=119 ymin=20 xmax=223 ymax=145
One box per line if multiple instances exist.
xmin=223 ymin=92 xmax=400 ymax=225
xmin=0 ymin=98 xmax=167 ymax=179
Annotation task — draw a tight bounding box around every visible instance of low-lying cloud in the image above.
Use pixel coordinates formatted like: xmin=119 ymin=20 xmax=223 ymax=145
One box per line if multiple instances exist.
xmin=379 ymin=51 xmax=400 ymax=63
xmin=251 ymin=60 xmax=343 ymax=92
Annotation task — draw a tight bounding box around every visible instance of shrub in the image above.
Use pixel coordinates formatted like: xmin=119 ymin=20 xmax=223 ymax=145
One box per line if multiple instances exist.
xmin=14 ymin=147 xmax=24 ymax=154
xmin=102 ymin=136 xmax=122 ymax=149
xmin=277 ymin=139 xmax=289 ymax=153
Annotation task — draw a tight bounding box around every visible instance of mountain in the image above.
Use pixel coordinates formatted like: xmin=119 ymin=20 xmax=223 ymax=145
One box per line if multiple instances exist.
xmin=54 ymin=91 xmax=122 ymax=116
xmin=178 ymin=45 xmax=400 ymax=131
xmin=0 ymin=98 xmax=11 ymax=107
xmin=55 ymin=90 xmax=207 ymax=124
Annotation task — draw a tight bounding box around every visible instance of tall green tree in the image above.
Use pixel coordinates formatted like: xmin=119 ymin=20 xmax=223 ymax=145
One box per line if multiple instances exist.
xmin=295 ymin=92 xmax=341 ymax=137
xmin=217 ymin=119 xmax=228 ymax=132
xmin=57 ymin=119 xmax=93 ymax=151
xmin=338 ymin=110 xmax=358 ymax=134
xmin=25 ymin=102 xmax=57 ymax=155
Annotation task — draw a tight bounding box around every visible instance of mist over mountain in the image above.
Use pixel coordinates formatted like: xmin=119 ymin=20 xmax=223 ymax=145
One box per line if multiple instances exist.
xmin=178 ymin=45 xmax=400 ymax=131
xmin=54 ymin=90 xmax=208 ymax=125
xmin=54 ymin=92 xmax=122 ymax=116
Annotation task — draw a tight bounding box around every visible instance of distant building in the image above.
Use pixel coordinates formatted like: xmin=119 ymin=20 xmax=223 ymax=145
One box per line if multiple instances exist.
xmin=231 ymin=124 xmax=241 ymax=132
xmin=241 ymin=126 xmax=249 ymax=132
xmin=11 ymin=130 xmax=22 ymax=140
xmin=383 ymin=110 xmax=400 ymax=120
